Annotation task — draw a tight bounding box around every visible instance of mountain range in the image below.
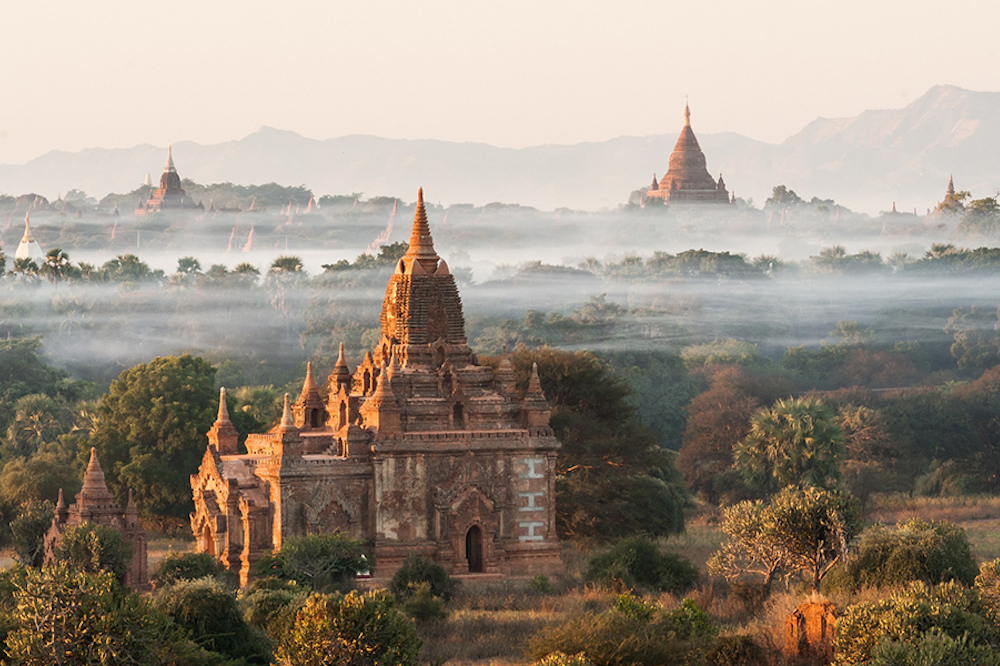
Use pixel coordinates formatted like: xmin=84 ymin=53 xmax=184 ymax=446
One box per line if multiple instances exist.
xmin=0 ymin=85 xmax=997 ymax=214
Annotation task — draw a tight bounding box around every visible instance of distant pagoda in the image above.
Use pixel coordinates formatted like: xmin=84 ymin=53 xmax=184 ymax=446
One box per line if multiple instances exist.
xmin=14 ymin=211 xmax=44 ymax=262
xmin=647 ymin=102 xmax=732 ymax=204
xmin=136 ymin=145 xmax=203 ymax=214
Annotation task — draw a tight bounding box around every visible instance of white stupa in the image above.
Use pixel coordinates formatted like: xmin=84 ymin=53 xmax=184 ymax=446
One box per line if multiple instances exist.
xmin=14 ymin=211 xmax=44 ymax=262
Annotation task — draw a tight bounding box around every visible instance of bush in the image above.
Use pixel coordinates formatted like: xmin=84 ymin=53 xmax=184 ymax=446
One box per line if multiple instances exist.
xmin=152 ymin=551 xmax=232 ymax=587
xmin=866 ymin=628 xmax=1000 ymax=666
xmin=54 ymin=522 xmax=133 ymax=582
xmin=253 ymin=532 xmax=367 ymax=593
xmin=153 ymin=576 xmax=272 ymax=664
xmin=844 ymin=519 xmax=978 ymax=590
xmin=400 ymin=581 xmax=447 ymax=623
xmin=527 ymin=595 xmax=715 ymax=666
xmin=703 ymin=635 xmax=768 ymax=666
xmin=530 ymin=574 xmax=555 ymax=594
xmin=9 ymin=499 xmax=53 ymax=567
xmin=274 ymin=590 xmax=421 ymax=666
xmin=586 ymin=535 xmax=698 ymax=593
xmin=389 ymin=555 xmax=458 ymax=601
xmin=834 ymin=581 xmax=999 ymax=665
xmin=240 ymin=586 xmax=307 ymax=635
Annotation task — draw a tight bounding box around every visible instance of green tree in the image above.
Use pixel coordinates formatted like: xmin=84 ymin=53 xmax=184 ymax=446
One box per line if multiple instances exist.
xmin=254 ymin=533 xmax=368 ymax=593
xmin=100 ymin=253 xmax=162 ymax=284
xmin=709 ymin=486 xmax=861 ymax=593
xmin=153 ymin=577 xmax=272 ymax=663
xmin=844 ymin=518 xmax=977 ymax=590
xmin=835 ymin=581 xmax=998 ymax=666
xmin=585 ymin=535 xmax=698 ymax=594
xmin=274 ymin=590 xmax=421 ymax=666
xmin=6 ymin=564 xmax=206 ymax=665
xmin=88 ymin=354 xmax=217 ymax=519
xmin=733 ymin=397 xmax=844 ymax=493
xmin=55 ymin=523 xmax=134 ymax=582
xmin=509 ymin=347 xmax=689 ymax=541
xmin=38 ymin=248 xmax=74 ymax=284
xmin=9 ymin=499 xmax=54 ymax=567
xmin=2 ymin=393 xmax=72 ymax=458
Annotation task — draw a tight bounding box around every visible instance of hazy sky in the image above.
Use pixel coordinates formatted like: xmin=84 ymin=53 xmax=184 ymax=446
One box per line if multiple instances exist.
xmin=2 ymin=0 xmax=999 ymax=164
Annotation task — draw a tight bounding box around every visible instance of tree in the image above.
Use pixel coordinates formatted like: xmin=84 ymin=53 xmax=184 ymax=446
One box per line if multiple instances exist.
xmin=677 ymin=366 xmax=792 ymax=503
xmin=88 ymin=354 xmax=217 ymax=519
xmin=274 ymin=591 xmax=421 ymax=666
xmin=708 ymin=486 xmax=861 ymax=593
xmin=585 ymin=535 xmax=698 ymax=594
xmin=9 ymin=499 xmax=54 ymax=567
xmin=153 ymin=577 xmax=272 ymax=663
xmin=2 ymin=393 xmax=73 ymax=458
xmin=55 ymin=522 xmax=134 ymax=582
xmin=507 ymin=347 xmax=689 ymax=541
xmin=733 ymin=397 xmax=844 ymax=493
xmin=100 ymin=254 xmax=162 ymax=284
xmin=6 ymin=564 xmax=206 ymax=665
xmin=844 ymin=519 xmax=977 ymax=590
xmin=765 ymin=185 xmax=802 ymax=208
xmin=39 ymin=248 xmax=74 ymax=284
xmin=254 ymin=533 xmax=368 ymax=593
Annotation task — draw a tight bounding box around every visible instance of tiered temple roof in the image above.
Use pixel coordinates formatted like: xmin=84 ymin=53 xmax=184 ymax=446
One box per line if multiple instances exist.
xmin=136 ymin=145 xmax=203 ymax=214
xmin=647 ymin=102 xmax=732 ymax=204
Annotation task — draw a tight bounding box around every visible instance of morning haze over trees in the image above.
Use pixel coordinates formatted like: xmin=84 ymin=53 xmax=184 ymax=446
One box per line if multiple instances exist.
xmin=8 ymin=123 xmax=1000 ymax=663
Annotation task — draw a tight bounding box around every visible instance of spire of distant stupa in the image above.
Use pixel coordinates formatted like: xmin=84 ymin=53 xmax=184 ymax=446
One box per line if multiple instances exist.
xmin=684 ymin=98 xmax=691 ymax=127
xmin=81 ymin=447 xmax=115 ymax=502
xmin=15 ymin=210 xmax=44 ymax=262
xmin=165 ymin=144 xmax=176 ymax=173
xmin=302 ymin=362 xmax=318 ymax=394
xmin=650 ymin=173 xmax=659 ymax=191
xmin=403 ymin=188 xmax=439 ymax=272
xmin=947 ymin=174 xmax=955 ymax=197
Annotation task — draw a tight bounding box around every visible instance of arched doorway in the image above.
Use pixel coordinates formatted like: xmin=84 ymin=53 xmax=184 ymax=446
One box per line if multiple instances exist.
xmin=202 ymin=524 xmax=216 ymax=556
xmin=465 ymin=525 xmax=483 ymax=573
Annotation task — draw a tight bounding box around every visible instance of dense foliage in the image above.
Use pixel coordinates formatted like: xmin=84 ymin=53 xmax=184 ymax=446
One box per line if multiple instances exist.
xmin=253 ymin=533 xmax=368 ymax=593
xmin=585 ymin=535 xmax=698 ymax=594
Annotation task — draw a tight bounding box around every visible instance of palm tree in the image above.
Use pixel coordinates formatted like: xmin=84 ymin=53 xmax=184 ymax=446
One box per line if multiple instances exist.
xmin=40 ymin=248 xmax=71 ymax=284
xmin=733 ymin=397 xmax=844 ymax=493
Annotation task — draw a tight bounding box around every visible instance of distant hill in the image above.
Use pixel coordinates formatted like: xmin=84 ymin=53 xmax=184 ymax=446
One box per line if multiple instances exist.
xmin=1 ymin=85 xmax=998 ymax=213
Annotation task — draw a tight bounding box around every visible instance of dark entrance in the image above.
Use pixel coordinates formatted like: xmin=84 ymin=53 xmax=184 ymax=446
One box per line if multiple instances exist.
xmin=465 ymin=525 xmax=483 ymax=573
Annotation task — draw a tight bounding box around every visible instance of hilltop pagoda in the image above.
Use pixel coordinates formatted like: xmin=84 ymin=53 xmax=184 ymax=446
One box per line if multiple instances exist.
xmin=136 ymin=145 xmax=203 ymax=214
xmin=191 ymin=189 xmax=563 ymax=585
xmin=647 ymin=102 xmax=732 ymax=204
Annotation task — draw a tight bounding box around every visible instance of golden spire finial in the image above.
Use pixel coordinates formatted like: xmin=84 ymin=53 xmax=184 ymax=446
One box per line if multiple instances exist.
xmin=684 ymin=98 xmax=691 ymax=127
xmin=165 ymin=143 xmax=176 ymax=173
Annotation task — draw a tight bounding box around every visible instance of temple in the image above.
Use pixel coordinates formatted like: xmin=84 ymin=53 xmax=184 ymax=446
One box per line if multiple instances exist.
xmin=45 ymin=448 xmax=148 ymax=588
xmin=647 ymin=102 xmax=732 ymax=204
xmin=14 ymin=211 xmax=44 ymax=262
xmin=136 ymin=145 xmax=203 ymax=214
xmin=191 ymin=189 xmax=563 ymax=585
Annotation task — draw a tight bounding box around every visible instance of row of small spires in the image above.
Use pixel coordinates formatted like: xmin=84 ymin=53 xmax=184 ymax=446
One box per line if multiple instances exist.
xmin=211 ymin=348 xmax=547 ymax=434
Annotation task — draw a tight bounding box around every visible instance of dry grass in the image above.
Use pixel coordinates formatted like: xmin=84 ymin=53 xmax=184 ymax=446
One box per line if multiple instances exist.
xmin=146 ymin=535 xmax=195 ymax=573
xmin=866 ymin=493 xmax=1000 ymax=525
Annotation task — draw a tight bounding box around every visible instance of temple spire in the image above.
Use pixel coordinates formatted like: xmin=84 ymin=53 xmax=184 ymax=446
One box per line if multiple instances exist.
xmin=21 ymin=211 xmax=33 ymax=242
xmin=947 ymin=174 xmax=955 ymax=197
xmin=278 ymin=393 xmax=295 ymax=431
xmin=302 ymin=362 xmax=318 ymax=393
xmin=216 ymin=387 xmax=231 ymax=424
xmin=403 ymin=188 xmax=439 ymax=271
xmin=165 ymin=144 xmax=176 ymax=173
xmin=684 ymin=98 xmax=691 ymax=127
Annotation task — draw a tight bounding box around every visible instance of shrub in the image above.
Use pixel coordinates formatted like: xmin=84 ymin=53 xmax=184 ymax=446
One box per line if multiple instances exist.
xmin=834 ymin=581 xmax=999 ymax=665
xmin=9 ymin=499 xmax=53 ymax=567
xmin=400 ymin=581 xmax=447 ymax=623
xmin=527 ymin=595 xmax=715 ymax=666
xmin=253 ymin=532 xmax=367 ymax=593
xmin=240 ymin=586 xmax=307 ymax=635
xmin=586 ymin=535 xmax=698 ymax=593
xmin=844 ymin=518 xmax=978 ymax=590
xmin=530 ymin=574 xmax=555 ymax=594
xmin=703 ymin=634 xmax=768 ymax=666
xmin=54 ymin=522 xmax=133 ymax=582
xmin=389 ymin=555 xmax=458 ymax=601
xmin=275 ymin=590 xmax=421 ymax=666
xmin=153 ymin=576 xmax=272 ymax=664
xmin=152 ymin=551 xmax=232 ymax=587
xmin=865 ymin=628 xmax=1000 ymax=666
